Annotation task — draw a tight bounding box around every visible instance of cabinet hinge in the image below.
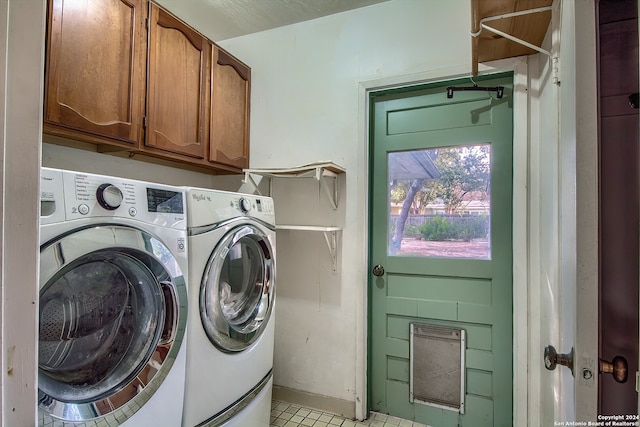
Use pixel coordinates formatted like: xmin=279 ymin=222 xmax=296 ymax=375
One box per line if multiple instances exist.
xmin=143 ymin=116 xmax=147 ymax=128
xmin=636 ymin=371 xmax=639 ymax=392
xmin=145 ymin=17 xmax=149 ymax=30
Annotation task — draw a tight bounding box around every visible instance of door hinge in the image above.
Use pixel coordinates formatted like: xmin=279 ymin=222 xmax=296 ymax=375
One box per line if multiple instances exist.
xmin=635 ymin=371 xmax=639 ymax=392
xmin=552 ymin=56 xmax=560 ymax=86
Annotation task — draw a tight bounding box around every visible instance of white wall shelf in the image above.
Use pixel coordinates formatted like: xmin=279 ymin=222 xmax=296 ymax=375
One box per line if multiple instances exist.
xmin=244 ymin=162 xmax=345 ymax=273
xmin=242 ymin=161 xmax=345 ymax=210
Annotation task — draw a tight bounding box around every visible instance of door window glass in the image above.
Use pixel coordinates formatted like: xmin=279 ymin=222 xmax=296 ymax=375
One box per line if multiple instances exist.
xmin=388 ymin=144 xmax=491 ymax=259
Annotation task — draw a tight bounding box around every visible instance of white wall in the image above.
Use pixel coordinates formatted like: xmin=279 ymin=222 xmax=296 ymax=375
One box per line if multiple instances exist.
xmin=217 ymin=0 xmax=474 ymax=414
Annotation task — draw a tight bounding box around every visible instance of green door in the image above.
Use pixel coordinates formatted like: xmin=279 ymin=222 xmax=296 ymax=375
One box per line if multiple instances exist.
xmin=369 ymin=74 xmax=513 ymax=427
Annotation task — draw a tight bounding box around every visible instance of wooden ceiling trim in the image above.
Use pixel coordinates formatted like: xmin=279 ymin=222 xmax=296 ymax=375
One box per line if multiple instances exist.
xmin=471 ymin=0 xmax=553 ymax=75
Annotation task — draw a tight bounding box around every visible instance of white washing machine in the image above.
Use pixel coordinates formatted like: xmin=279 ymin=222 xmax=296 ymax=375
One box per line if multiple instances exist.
xmin=39 ymin=168 xmax=188 ymax=426
xmin=183 ymin=187 xmax=276 ymax=427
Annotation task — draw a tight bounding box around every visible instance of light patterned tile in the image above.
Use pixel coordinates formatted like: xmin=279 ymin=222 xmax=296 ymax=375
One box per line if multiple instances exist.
xmin=318 ymin=414 xmax=334 ymax=423
xmin=329 ymin=415 xmax=346 ymax=425
xmin=275 ymin=403 xmax=291 ymax=412
xmin=296 ymin=408 xmax=312 ymax=417
xmin=269 ymin=400 xmax=420 ymax=427
xmin=277 ymin=411 xmax=294 ymax=421
xmin=307 ymin=411 xmax=322 ymax=420
xmin=373 ymin=412 xmax=388 ymax=422
xmin=382 ymin=415 xmax=401 ymax=426
xmin=291 ymin=415 xmax=305 ymax=424
xmin=285 ymin=405 xmax=302 ymax=414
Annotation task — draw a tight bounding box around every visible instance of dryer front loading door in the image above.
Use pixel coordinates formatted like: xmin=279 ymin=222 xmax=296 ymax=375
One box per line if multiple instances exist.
xmin=201 ymin=223 xmax=275 ymax=352
xmin=38 ymin=224 xmax=187 ymax=425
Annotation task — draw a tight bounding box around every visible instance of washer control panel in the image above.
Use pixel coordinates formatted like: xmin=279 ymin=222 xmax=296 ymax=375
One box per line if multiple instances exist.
xmin=57 ymin=170 xmax=186 ymax=229
xmin=186 ymin=188 xmax=275 ymax=228
xmin=233 ymin=195 xmax=275 ymax=219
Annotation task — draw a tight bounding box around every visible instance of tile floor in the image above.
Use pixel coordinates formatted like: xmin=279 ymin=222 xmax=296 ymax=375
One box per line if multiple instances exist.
xmin=270 ymin=400 xmax=427 ymax=427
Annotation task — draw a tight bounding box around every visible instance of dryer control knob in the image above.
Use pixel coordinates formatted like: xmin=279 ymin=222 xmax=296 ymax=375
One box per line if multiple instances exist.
xmin=239 ymin=197 xmax=252 ymax=213
xmin=96 ymin=183 xmax=123 ymax=210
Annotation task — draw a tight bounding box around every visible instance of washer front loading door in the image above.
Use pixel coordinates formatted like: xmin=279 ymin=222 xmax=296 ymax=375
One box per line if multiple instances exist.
xmin=201 ymin=223 xmax=275 ymax=352
xmin=38 ymin=224 xmax=187 ymax=425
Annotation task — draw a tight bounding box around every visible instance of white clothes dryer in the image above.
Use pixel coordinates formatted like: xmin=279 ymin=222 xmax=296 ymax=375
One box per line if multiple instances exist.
xmin=39 ymin=168 xmax=188 ymax=427
xmin=183 ymin=187 xmax=276 ymax=427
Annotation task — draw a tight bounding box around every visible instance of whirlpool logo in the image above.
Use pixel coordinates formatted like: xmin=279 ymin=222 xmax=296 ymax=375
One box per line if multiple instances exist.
xmin=191 ymin=193 xmax=211 ymax=202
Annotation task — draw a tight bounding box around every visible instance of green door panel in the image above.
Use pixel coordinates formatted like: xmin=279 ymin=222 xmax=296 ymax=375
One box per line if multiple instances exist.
xmin=368 ymin=74 xmax=513 ymax=426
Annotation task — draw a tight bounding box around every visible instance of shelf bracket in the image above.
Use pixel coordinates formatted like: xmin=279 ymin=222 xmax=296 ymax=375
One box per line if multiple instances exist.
xmin=276 ymin=225 xmax=341 ymax=273
xmin=314 ymin=166 xmax=339 ymax=210
xmin=323 ymin=230 xmax=338 ymax=274
xmin=241 ymin=171 xmax=263 ymax=196
xmin=470 ymin=6 xmax=553 ymax=58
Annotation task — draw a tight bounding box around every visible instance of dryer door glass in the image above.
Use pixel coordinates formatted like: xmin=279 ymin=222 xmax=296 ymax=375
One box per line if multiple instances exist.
xmin=201 ymin=224 xmax=275 ymax=352
xmin=38 ymin=225 xmax=187 ymax=424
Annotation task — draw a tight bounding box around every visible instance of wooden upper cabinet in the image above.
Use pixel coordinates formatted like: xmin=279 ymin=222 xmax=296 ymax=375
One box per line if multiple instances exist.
xmin=145 ymin=3 xmax=210 ymax=160
xmin=43 ymin=0 xmax=251 ymax=173
xmin=44 ymin=0 xmax=146 ymax=145
xmin=210 ymin=45 xmax=250 ymax=169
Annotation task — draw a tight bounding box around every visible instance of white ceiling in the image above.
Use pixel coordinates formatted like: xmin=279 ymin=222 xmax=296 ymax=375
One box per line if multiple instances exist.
xmin=157 ymin=0 xmax=391 ymax=41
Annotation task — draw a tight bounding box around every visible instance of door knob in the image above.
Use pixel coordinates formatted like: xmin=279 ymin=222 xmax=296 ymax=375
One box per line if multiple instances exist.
xmin=599 ymin=355 xmax=628 ymax=383
xmin=544 ymin=345 xmax=574 ymax=376
xmin=372 ymin=265 xmax=385 ymax=276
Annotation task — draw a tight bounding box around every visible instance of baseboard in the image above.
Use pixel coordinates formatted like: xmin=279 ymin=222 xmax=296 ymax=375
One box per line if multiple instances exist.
xmin=272 ymin=385 xmax=355 ymax=419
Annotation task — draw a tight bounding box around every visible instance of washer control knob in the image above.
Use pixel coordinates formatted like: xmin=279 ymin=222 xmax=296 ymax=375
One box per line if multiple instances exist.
xmin=239 ymin=197 xmax=252 ymax=213
xmin=96 ymin=183 xmax=123 ymax=210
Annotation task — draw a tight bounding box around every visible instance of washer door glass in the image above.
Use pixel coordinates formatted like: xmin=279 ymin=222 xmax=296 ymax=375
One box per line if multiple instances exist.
xmin=201 ymin=224 xmax=275 ymax=352
xmin=39 ymin=225 xmax=186 ymax=423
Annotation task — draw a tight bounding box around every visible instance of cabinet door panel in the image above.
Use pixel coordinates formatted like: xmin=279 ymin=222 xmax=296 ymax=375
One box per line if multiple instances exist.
xmin=210 ymin=46 xmax=250 ymax=169
xmin=44 ymin=0 xmax=145 ymax=144
xmin=146 ymin=3 xmax=209 ymax=159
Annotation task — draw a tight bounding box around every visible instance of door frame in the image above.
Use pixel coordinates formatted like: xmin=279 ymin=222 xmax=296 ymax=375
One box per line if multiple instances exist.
xmin=356 ymin=58 xmax=530 ymax=423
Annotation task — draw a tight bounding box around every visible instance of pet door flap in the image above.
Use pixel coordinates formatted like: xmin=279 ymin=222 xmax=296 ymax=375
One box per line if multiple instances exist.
xmin=410 ymin=323 xmax=465 ymax=413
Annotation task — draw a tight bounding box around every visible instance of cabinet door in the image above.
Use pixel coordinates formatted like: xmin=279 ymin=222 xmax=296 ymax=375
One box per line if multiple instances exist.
xmin=146 ymin=3 xmax=210 ymax=160
xmin=210 ymin=46 xmax=250 ymax=169
xmin=44 ymin=0 xmax=146 ymax=145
